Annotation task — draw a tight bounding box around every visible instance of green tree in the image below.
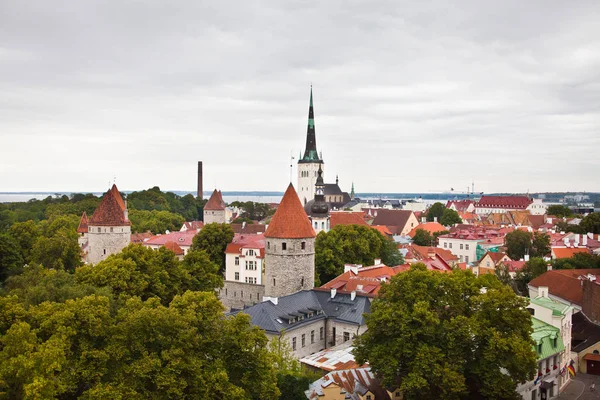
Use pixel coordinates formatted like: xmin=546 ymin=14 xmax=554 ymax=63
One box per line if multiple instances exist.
xmin=0 ymin=234 xmax=24 ymax=283
xmin=514 ymin=257 xmax=549 ymax=295
xmin=8 ymin=221 xmax=40 ymax=263
xmin=504 ymin=230 xmax=532 ymax=260
xmin=427 ymin=202 xmax=445 ymax=222
xmin=231 ymin=217 xmax=254 ymax=225
xmin=129 ymin=209 xmax=185 ymax=234
xmin=354 ymin=264 xmax=537 ymax=399
xmin=552 ymin=253 xmax=600 ymax=270
xmin=439 ymin=208 xmax=462 ymax=226
xmin=412 ymin=228 xmax=434 ymax=246
xmin=546 ymin=205 xmax=573 ymax=218
xmin=315 ymin=225 xmax=403 ymax=285
xmin=30 ymin=229 xmax=82 ymax=272
xmin=531 ymin=232 xmax=550 ymax=258
xmin=580 ymin=212 xmax=600 ymax=234
xmin=191 ymin=223 xmax=234 ymax=274
xmin=76 ymin=244 xmax=222 ymax=305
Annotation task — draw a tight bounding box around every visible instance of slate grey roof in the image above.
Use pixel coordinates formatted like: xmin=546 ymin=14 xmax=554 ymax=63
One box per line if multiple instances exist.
xmin=324 ymin=184 xmax=343 ymax=196
xmin=230 ymin=290 xmax=371 ymax=334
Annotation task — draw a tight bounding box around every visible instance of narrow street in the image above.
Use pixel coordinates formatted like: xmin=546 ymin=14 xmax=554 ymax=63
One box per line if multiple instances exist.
xmin=558 ymin=374 xmax=600 ymax=400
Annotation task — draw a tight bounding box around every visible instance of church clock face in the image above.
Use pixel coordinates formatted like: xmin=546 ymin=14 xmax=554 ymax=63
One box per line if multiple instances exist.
xmin=316 ymin=187 xmax=324 ymax=195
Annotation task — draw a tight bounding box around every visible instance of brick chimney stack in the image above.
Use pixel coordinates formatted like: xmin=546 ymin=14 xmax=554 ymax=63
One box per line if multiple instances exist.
xmin=197 ymin=161 xmax=203 ymax=200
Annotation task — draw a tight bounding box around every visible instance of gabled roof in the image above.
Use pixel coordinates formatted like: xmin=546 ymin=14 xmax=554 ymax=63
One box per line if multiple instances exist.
xmin=145 ymin=231 xmax=197 ymax=247
xmin=330 ymin=212 xmax=369 ymax=228
xmin=163 ymin=241 xmax=185 ymax=255
xmin=407 ymin=222 xmax=447 ymax=238
xmin=371 ymin=225 xmax=393 ymax=236
xmin=204 ymin=189 xmax=226 ymax=211
xmin=225 ymin=233 xmax=265 ymax=258
xmin=181 ymin=221 xmax=204 ymax=231
xmin=306 ymin=368 xmax=393 ymax=400
xmin=476 ymin=195 xmax=532 ymax=209
xmin=409 ymin=245 xmax=458 ymax=263
xmin=551 ymin=247 xmax=590 ymax=259
xmin=529 ymin=269 xmax=600 ymax=306
xmin=89 ymin=184 xmax=130 ymax=226
xmin=502 ymin=260 xmax=526 ymax=272
xmin=130 ymin=231 xmax=153 ymax=243
xmin=446 ymin=199 xmax=475 ymax=212
xmin=77 ymin=211 xmax=89 ymax=233
xmin=265 ymin=184 xmax=316 ymax=239
xmin=479 ymin=251 xmax=510 ymax=264
xmin=371 ymin=209 xmax=415 ymax=234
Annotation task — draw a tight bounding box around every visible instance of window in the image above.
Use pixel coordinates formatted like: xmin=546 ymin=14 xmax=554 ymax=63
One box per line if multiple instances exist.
xmin=465 ymin=244 xmax=469 ymax=250
xmin=314 ymin=222 xmax=318 ymax=228
xmin=320 ymin=327 xmax=324 ymax=340
xmin=459 ymin=255 xmax=463 ymax=262
xmin=292 ymin=337 xmax=296 ymax=351
xmin=366 ymin=395 xmax=372 ymax=400
xmin=98 ymin=227 xmax=101 ymax=233
xmin=235 ymin=272 xmax=239 ymax=281
xmin=273 ymin=278 xmax=276 ymax=286
xmin=103 ymin=249 xmax=106 ymax=255
xmin=449 ymin=243 xmax=452 ymax=249
xmin=465 ymin=256 xmax=469 ymax=263
xmin=344 ymin=332 xmax=350 ymax=342
xmin=282 ymin=242 xmax=287 ymax=251
xmin=247 ymin=249 xmax=254 ymax=256
xmin=241 ymin=290 xmax=243 ymax=298
xmin=245 ymin=277 xmax=257 ymax=284
xmin=443 ymin=242 xmax=447 ymax=248
xmin=302 ymin=334 xmax=306 ymax=347
xmin=267 ymin=241 xmax=270 ymax=249
xmin=395 ymin=392 xmax=401 ymax=398
xmin=311 ymin=330 xmax=315 ymax=343
xmin=301 ymin=241 xmax=306 ymax=250
xmin=235 ymin=257 xmax=239 ymax=265
xmin=460 ymin=244 xmax=463 ymax=250
xmin=301 ymin=277 xmax=304 ymax=287
xmin=321 ymin=222 xmax=325 ymax=229
xmin=110 ymin=227 xmax=113 ymax=233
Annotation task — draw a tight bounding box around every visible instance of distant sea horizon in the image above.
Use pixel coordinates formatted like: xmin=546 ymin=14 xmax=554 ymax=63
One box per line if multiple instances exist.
xmin=0 ymin=190 xmax=479 ymax=204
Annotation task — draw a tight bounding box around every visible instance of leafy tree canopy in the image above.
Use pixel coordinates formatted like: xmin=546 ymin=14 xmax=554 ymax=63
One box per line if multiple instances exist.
xmin=426 ymin=202 xmax=445 ymax=222
xmin=354 ymin=264 xmax=537 ymax=400
xmin=0 ymin=234 xmax=24 ymax=284
xmin=546 ymin=205 xmax=573 ymax=218
xmin=439 ymin=208 xmax=462 ymax=226
xmin=229 ymin=201 xmax=274 ymax=221
xmin=315 ymin=225 xmax=404 ymax=285
xmin=191 ymin=223 xmax=235 ymax=274
xmin=504 ymin=231 xmax=550 ymax=260
xmin=128 ymin=209 xmax=185 ymax=234
xmin=581 ymin=212 xmax=600 ymax=234
xmin=412 ymin=229 xmax=434 ymax=246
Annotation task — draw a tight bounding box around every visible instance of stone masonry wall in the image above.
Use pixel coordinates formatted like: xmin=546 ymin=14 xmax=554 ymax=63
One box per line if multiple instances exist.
xmin=219 ymin=281 xmax=265 ymax=311
xmin=203 ymin=209 xmax=226 ymax=224
xmin=264 ymin=237 xmax=315 ymax=298
xmin=87 ymin=225 xmax=131 ymax=265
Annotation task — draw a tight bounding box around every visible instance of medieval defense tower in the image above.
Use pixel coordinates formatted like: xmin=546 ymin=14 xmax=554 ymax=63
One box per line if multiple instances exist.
xmin=86 ymin=184 xmax=131 ymax=264
xmin=297 ymin=87 xmax=324 ymax=205
xmin=264 ymin=184 xmax=317 ymax=298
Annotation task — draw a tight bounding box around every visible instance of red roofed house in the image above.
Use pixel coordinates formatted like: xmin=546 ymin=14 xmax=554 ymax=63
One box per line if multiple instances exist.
xmin=329 ymin=212 xmax=369 ymax=229
xmin=475 ymin=195 xmax=533 ymax=215
xmin=319 ymin=262 xmax=406 ymax=297
xmin=446 ymin=199 xmax=475 ymax=213
xmin=406 ymin=244 xmax=458 ymax=268
xmin=224 ymin=233 xmax=265 ymax=285
xmin=143 ymin=230 xmax=197 ymax=255
xmin=77 ymin=211 xmax=89 ymax=250
xmin=474 ymin=251 xmax=512 ymax=276
xmin=551 ymin=247 xmax=591 ymax=260
xmin=264 ymin=184 xmax=316 ymax=298
xmin=528 ymin=269 xmax=600 ymax=310
xmin=180 ymin=221 xmax=204 ymax=232
xmin=437 ymin=227 xmax=505 ymax=265
xmin=407 ymin=222 xmax=447 ymax=238
xmin=203 ymin=189 xmax=227 ymax=224
xmin=163 ymin=241 xmax=185 ymax=259
xmin=85 ymin=184 xmax=131 ymax=264
xmin=371 ymin=209 xmax=419 ymax=236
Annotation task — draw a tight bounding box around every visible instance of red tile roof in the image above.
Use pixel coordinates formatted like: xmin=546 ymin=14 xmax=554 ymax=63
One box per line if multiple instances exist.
xmin=480 ymin=251 xmax=511 ymax=264
xmin=130 ymin=231 xmax=153 ymax=243
xmin=476 ymin=195 xmax=532 ymax=210
xmin=145 ymin=231 xmax=197 ymax=247
xmin=225 ymin=233 xmax=265 ymax=258
xmin=230 ymin=223 xmax=267 ymax=234
xmin=89 ymin=184 xmax=130 ymax=226
xmin=77 ymin=211 xmax=89 ymax=233
xmin=163 ymin=241 xmax=185 ymax=255
xmin=529 ymin=269 xmax=600 ymax=306
xmin=551 ymin=247 xmax=591 ymax=259
xmin=446 ymin=200 xmax=475 ymax=212
xmin=265 ymin=184 xmax=316 ymax=239
xmin=371 ymin=225 xmax=393 ymax=236
xmin=204 ymin=189 xmax=226 ymax=211
xmin=181 ymin=221 xmax=204 ymax=231
xmin=407 ymin=222 xmax=447 ymax=238
xmin=409 ymin=245 xmax=458 ymax=263
xmin=329 ymin=212 xmax=368 ymax=228
xmin=502 ymin=260 xmax=526 ymax=272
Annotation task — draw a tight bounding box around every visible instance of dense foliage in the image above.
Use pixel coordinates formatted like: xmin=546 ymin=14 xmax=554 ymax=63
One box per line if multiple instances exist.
xmin=354 ymin=264 xmax=537 ymax=400
xmin=190 ymin=223 xmax=235 ymax=275
xmin=229 ymin=201 xmax=275 ymax=221
xmin=546 ymin=204 xmax=573 ymax=218
xmin=554 ymin=212 xmax=600 ymax=234
xmin=439 ymin=208 xmax=462 ymax=226
xmin=412 ymin=228 xmax=434 ymax=246
xmin=504 ymin=231 xmax=550 ymax=260
xmin=315 ymin=225 xmax=404 ymax=285
xmin=426 ymin=202 xmax=445 ymax=222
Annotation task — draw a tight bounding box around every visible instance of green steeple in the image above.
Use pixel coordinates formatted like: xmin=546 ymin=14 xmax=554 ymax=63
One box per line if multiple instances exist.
xmin=299 ymin=86 xmax=323 ymax=164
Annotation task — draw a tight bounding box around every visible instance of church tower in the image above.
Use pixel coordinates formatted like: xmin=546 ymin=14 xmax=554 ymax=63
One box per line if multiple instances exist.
xmin=264 ymin=184 xmax=316 ymax=298
xmin=308 ymin=165 xmax=330 ymax=234
xmin=298 ymin=87 xmax=324 ymax=205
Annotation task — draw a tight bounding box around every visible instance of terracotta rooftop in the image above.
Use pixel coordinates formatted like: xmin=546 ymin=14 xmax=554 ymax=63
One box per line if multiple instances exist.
xmin=551 ymin=247 xmax=591 ymax=259
xmin=130 ymin=231 xmax=153 ymax=243
xmin=265 ymin=184 xmax=316 ymax=239
xmin=476 ymin=195 xmax=532 ymax=209
xmin=529 ymin=269 xmax=600 ymax=306
xmin=502 ymin=260 xmax=526 ymax=272
xmin=145 ymin=231 xmax=197 ymax=247
xmin=89 ymin=184 xmax=130 ymax=226
xmin=407 ymin=222 xmax=447 ymax=238
xmin=204 ymin=189 xmax=226 ymax=211
xmin=371 ymin=225 xmax=393 ymax=236
xmin=77 ymin=211 xmax=89 ymax=233
xmin=163 ymin=241 xmax=185 ymax=255
xmin=446 ymin=199 xmax=475 ymax=212
xmin=225 ymin=233 xmax=266 ymax=258
xmin=409 ymin=245 xmax=458 ymax=263
xmin=371 ymin=209 xmax=414 ymax=235
xmin=480 ymin=251 xmax=510 ymax=264
xmin=330 ymin=212 xmax=369 ymax=228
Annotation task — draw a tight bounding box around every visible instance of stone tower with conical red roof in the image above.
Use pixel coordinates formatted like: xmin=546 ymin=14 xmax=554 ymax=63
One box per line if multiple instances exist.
xmin=203 ymin=189 xmax=227 ymax=224
xmin=264 ymin=184 xmax=317 ymax=298
xmin=86 ymin=184 xmax=131 ymax=264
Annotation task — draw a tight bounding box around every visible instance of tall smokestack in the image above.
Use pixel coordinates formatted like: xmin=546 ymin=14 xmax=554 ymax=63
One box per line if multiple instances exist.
xmin=197 ymin=161 xmax=203 ymax=199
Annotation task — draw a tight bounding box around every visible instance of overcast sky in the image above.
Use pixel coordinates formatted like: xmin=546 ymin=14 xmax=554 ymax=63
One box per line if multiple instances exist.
xmin=1 ymin=1 xmax=599 ymax=194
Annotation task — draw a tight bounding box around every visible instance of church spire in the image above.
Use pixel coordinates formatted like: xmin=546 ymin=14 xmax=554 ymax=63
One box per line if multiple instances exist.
xmin=300 ymin=86 xmax=323 ymax=164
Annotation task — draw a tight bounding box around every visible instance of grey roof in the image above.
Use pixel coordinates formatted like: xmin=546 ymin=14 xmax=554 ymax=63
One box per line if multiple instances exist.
xmin=230 ymin=290 xmax=370 ymax=334
xmin=571 ymin=311 xmax=600 ymax=353
xmin=324 ymin=183 xmax=343 ymax=196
